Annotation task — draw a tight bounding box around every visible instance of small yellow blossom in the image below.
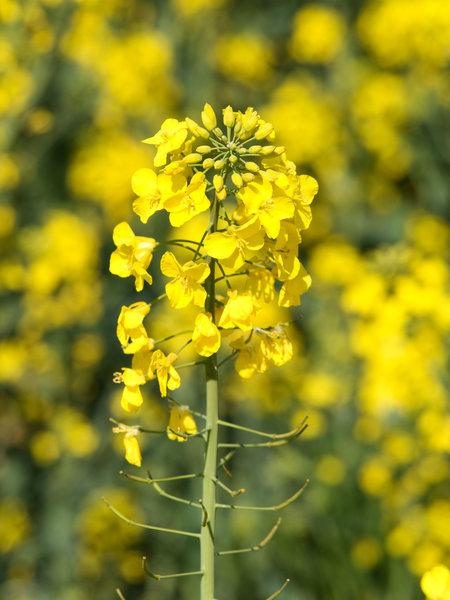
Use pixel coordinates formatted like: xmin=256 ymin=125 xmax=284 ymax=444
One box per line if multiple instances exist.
xmin=192 ymin=312 xmax=221 ymax=356
xmin=142 ymin=118 xmax=188 ymax=167
xmin=238 ymin=176 xmax=294 ymax=239
xmin=113 ymin=424 xmax=142 ymax=467
xmin=116 ymin=302 xmax=151 ymax=354
xmin=109 ymin=222 xmax=156 ymax=292
xmin=119 ymin=368 xmax=146 ymax=413
xmin=278 ymin=264 xmax=312 ymax=307
xmin=163 ymin=171 xmax=210 ymax=227
xmin=218 ymin=290 xmax=261 ymax=331
xmin=167 ymin=406 xmax=197 ymax=442
xmin=149 ymin=350 xmax=181 ymax=397
xmin=204 ymin=216 xmax=265 ymax=271
xmin=160 ymin=251 xmax=210 ymax=309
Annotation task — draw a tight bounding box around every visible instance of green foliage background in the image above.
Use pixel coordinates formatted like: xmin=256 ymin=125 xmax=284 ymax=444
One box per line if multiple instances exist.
xmin=0 ymin=1 xmax=449 ymax=599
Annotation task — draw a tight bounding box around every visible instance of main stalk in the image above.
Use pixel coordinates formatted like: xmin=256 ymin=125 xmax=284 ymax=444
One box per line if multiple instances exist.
xmin=200 ymin=194 xmax=220 ymax=600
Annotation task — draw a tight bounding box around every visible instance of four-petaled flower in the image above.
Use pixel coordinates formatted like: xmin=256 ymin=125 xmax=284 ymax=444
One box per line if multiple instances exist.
xmin=160 ymin=251 xmax=210 ymax=309
xmin=149 ymin=349 xmax=181 ymax=397
xmin=109 ymin=222 xmax=156 ymax=292
xmin=167 ymin=406 xmax=197 ymax=442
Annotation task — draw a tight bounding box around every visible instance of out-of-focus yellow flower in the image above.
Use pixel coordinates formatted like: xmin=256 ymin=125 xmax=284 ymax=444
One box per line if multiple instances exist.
xmin=0 ymin=498 xmax=31 ymax=554
xmin=316 ymin=455 xmax=346 ymax=486
xmin=215 ymin=33 xmax=274 ymax=85
xmin=143 ymin=118 xmax=188 ymax=167
xmin=351 ymin=537 xmax=381 ymax=569
xmin=219 ymin=290 xmax=261 ymax=331
xmin=192 ymin=312 xmax=221 ymax=357
xmin=167 ymin=405 xmax=197 ymax=442
xmin=421 ymin=564 xmax=450 ymax=600
xmin=171 ymin=0 xmax=226 ymax=19
xmin=110 ymin=222 xmax=156 ymax=292
xmin=149 ymin=350 xmax=180 ymax=397
xmin=116 ymin=302 xmax=151 ymax=354
xmin=160 ymin=251 xmax=210 ymax=309
xmin=289 ymin=4 xmax=346 ymax=63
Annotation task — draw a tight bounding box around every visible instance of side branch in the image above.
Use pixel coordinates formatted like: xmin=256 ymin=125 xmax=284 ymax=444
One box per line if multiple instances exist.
xmin=103 ymin=498 xmax=200 ymax=538
xmin=143 ymin=557 xmax=203 ymax=580
xmin=266 ymin=579 xmax=290 ymax=600
xmin=216 ymin=517 xmax=281 ymax=556
xmin=216 ymin=480 xmax=309 ymax=512
xmin=217 ymin=417 xmax=308 ymax=440
xmin=120 ymin=470 xmax=201 ymax=508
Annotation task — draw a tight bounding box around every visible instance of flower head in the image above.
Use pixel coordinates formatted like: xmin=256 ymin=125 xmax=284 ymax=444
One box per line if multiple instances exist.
xmin=167 ymin=406 xmax=197 ymax=442
xmin=160 ymin=251 xmax=210 ymax=309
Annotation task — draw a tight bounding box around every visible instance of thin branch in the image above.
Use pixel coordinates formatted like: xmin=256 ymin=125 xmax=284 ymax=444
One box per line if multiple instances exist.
xmin=120 ymin=470 xmax=202 ymax=484
xmin=212 ymin=476 xmax=245 ymax=498
xmin=116 ymin=590 xmax=127 ymax=600
xmin=266 ymin=579 xmax=290 ymax=600
xmin=143 ymin=468 xmax=201 ymax=508
xmin=217 ymin=349 xmax=239 ymax=368
xmin=218 ymin=422 xmax=307 ymax=449
xmin=217 ymin=417 xmax=308 ymax=440
xmin=142 ymin=557 xmax=203 ymax=581
xmin=216 ymin=480 xmax=309 ymax=512
xmin=102 ymin=497 xmax=200 ymax=538
xmin=176 ymin=359 xmax=207 ymax=369
xmin=216 ymin=517 xmax=281 ymax=556
xmin=218 ymin=450 xmax=236 ymax=477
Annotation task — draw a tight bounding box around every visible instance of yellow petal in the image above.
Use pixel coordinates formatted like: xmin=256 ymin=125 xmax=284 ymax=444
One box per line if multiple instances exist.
xmin=124 ymin=435 xmax=142 ymax=466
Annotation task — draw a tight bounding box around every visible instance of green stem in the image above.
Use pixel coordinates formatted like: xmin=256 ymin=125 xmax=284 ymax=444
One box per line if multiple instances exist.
xmin=200 ymin=192 xmax=220 ymax=600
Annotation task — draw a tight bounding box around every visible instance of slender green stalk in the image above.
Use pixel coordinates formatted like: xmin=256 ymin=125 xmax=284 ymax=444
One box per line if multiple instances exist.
xmin=200 ymin=192 xmax=220 ymax=600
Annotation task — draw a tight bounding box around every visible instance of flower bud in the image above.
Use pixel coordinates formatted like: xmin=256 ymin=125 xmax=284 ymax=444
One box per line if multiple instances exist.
xmin=214 ymin=159 xmax=225 ymax=170
xmin=237 ymin=147 xmax=247 ymax=155
xmin=255 ymin=122 xmax=274 ymax=140
xmin=231 ymin=173 xmax=243 ymax=188
xmin=213 ymin=127 xmax=224 ymax=138
xmin=217 ymin=188 xmax=227 ymax=201
xmin=274 ymin=146 xmax=286 ymax=155
xmin=186 ymin=117 xmax=210 ymax=139
xmin=223 ymin=105 xmax=235 ymax=128
xmin=201 ymin=103 xmax=217 ymax=131
xmin=183 ymin=153 xmax=202 ymax=164
xmin=245 ymin=161 xmax=260 ymax=173
xmin=260 ymin=145 xmax=275 ymax=155
xmin=242 ymin=172 xmax=255 ymax=183
xmin=248 ymin=145 xmax=262 ymax=154
xmin=196 ymin=145 xmax=212 ymax=154
xmin=203 ymin=158 xmax=214 ymax=169
xmin=234 ymin=120 xmax=242 ymax=135
xmin=229 ymin=154 xmax=238 ymax=164
xmin=213 ymin=174 xmax=224 ymax=192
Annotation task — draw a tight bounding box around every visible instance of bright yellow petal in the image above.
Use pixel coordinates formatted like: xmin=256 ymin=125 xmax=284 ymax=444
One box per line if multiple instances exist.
xmin=113 ymin=222 xmax=134 ymax=246
xmin=124 ymin=435 xmax=142 ymax=466
xmin=131 ymin=168 xmax=157 ymax=197
xmin=204 ymin=232 xmax=237 ymax=259
xmin=160 ymin=252 xmax=182 ymax=278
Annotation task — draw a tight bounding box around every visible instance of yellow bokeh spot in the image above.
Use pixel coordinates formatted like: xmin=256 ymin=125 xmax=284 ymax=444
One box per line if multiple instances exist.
xmin=0 ymin=498 xmax=31 ymax=554
xmin=351 ymin=536 xmax=382 ymax=569
xmin=316 ymin=455 xmax=346 ymax=486
xmin=30 ymin=430 xmax=60 ymax=466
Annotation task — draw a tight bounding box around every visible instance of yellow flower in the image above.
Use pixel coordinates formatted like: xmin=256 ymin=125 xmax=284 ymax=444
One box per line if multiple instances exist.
xmin=201 ymin=103 xmax=217 ymax=131
xmin=119 ymin=368 xmax=146 ymax=413
xmin=246 ymin=267 xmax=275 ymax=303
xmin=149 ymin=349 xmax=181 ymax=397
xmin=163 ymin=171 xmax=210 ymax=227
xmin=160 ymin=251 xmax=210 ymax=309
xmin=204 ymin=216 xmax=265 ymax=271
xmin=258 ymin=328 xmax=293 ymax=366
xmin=421 ymin=564 xmax=450 ymax=600
xmin=270 ymin=221 xmax=302 ymax=281
xmin=192 ymin=312 xmax=221 ymax=356
xmin=131 ymin=168 xmax=185 ymax=224
xmin=113 ymin=424 xmax=142 ymax=467
xmin=238 ymin=176 xmax=294 ymax=238
xmin=167 ymin=406 xmax=197 ymax=442
xmin=218 ymin=290 xmax=261 ymax=331
xmin=109 ymin=222 xmax=156 ymax=292
xmin=116 ymin=302 xmax=151 ymax=354
xmin=235 ymin=345 xmax=267 ymax=379
xmin=278 ymin=264 xmax=312 ymax=307
xmin=142 ymin=118 xmax=188 ymax=167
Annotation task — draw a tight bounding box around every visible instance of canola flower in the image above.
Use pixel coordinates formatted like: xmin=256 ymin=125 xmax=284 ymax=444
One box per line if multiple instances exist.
xmin=109 ymin=103 xmax=317 ymax=599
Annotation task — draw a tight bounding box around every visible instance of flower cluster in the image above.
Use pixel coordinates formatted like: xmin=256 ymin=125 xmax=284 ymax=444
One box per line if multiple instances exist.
xmin=110 ymin=104 xmax=317 ymax=464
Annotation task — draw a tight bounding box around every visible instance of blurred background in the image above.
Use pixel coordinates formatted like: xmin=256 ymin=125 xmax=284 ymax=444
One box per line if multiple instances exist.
xmin=0 ymin=0 xmax=449 ymax=599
